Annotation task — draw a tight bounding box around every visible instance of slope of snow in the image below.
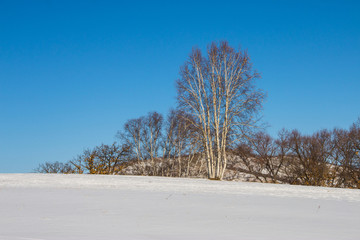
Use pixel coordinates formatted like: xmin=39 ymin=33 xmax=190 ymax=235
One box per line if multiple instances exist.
xmin=0 ymin=174 xmax=359 ymax=240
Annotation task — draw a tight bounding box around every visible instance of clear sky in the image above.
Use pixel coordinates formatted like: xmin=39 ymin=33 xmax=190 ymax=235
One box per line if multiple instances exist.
xmin=1 ymin=0 xmax=359 ymax=173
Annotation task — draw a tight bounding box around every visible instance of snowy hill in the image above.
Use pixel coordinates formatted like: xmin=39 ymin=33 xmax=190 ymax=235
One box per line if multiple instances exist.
xmin=0 ymin=174 xmax=359 ymax=240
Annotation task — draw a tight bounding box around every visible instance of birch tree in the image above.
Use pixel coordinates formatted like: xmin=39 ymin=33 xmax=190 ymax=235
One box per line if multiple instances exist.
xmin=141 ymin=112 xmax=163 ymax=175
xmin=163 ymin=109 xmax=202 ymax=177
xmin=176 ymin=41 xmax=264 ymax=180
xmin=117 ymin=112 xmax=163 ymax=175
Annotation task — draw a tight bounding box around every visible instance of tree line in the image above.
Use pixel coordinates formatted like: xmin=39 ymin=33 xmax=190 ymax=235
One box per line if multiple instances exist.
xmin=35 ymin=41 xmax=360 ymax=188
xmin=35 ymin=114 xmax=360 ymax=188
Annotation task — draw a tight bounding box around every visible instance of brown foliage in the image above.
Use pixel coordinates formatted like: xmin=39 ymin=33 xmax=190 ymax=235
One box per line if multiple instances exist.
xmin=69 ymin=142 xmax=129 ymax=174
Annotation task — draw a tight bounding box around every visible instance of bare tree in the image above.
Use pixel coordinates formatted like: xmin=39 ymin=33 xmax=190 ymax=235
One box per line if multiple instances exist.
xmin=141 ymin=112 xmax=163 ymax=175
xmin=332 ymin=119 xmax=360 ymax=188
xmin=349 ymin=118 xmax=360 ymax=169
xmin=118 ymin=117 xmax=145 ymax=162
xmin=287 ymin=130 xmax=333 ymax=186
xmin=69 ymin=143 xmax=129 ymax=174
xmin=350 ymin=119 xmax=360 ymax=187
xmin=35 ymin=161 xmax=75 ymax=174
xmin=230 ymin=130 xmax=290 ymax=183
xmin=117 ymin=112 xmax=163 ymax=175
xmin=176 ymin=41 xmax=265 ymax=179
xmin=71 ymin=148 xmax=98 ymax=174
xmin=94 ymin=143 xmax=130 ymax=174
xmin=249 ymin=131 xmax=290 ymax=183
xmin=162 ymin=109 xmax=202 ymax=177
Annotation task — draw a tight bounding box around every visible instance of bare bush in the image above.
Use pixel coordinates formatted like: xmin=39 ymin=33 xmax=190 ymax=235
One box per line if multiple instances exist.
xmin=35 ymin=161 xmax=75 ymax=174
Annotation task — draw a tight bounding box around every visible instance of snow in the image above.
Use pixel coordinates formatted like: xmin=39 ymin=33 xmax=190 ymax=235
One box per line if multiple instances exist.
xmin=0 ymin=174 xmax=359 ymax=240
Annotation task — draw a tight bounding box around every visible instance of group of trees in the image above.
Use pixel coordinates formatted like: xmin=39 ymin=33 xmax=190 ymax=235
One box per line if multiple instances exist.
xmin=35 ymin=41 xmax=360 ymax=189
xmin=36 ymin=110 xmax=206 ymax=177
xmin=36 ymin=116 xmax=360 ymax=188
xmin=231 ymin=120 xmax=360 ymax=188
xmin=117 ymin=110 xmax=206 ymax=177
xmin=36 ymin=143 xmax=129 ymax=174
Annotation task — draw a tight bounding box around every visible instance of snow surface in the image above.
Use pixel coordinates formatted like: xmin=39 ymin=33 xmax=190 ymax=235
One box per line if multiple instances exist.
xmin=0 ymin=174 xmax=359 ymax=240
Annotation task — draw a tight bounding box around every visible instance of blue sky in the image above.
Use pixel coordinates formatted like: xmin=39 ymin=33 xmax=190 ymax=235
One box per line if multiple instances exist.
xmin=1 ymin=0 xmax=359 ymax=173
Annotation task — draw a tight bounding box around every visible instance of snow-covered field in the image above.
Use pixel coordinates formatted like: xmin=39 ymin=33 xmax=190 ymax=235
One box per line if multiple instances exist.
xmin=0 ymin=174 xmax=359 ymax=240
